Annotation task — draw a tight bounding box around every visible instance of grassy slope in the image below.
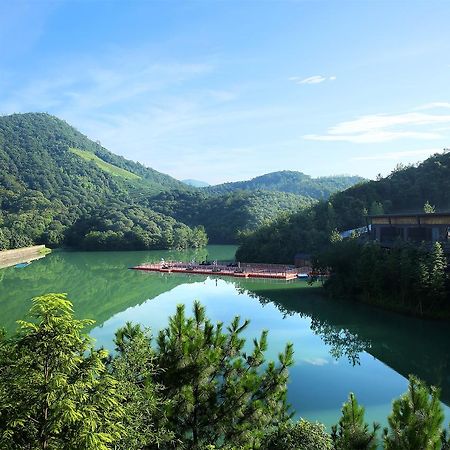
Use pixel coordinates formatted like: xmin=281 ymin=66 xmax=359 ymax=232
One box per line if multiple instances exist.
xmin=69 ymin=148 xmax=141 ymax=181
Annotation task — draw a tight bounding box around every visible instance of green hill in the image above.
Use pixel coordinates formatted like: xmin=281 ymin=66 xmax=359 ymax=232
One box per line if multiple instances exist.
xmin=158 ymin=171 xmax=365 ymax=243
xmin=236 ymin=150 xmax=450 ymax=263
xmin=207 ymin=170 xmax=365 ymax=199
xmin=0 ymin=113 xmax=205 ymax=250
xmin=0 ymin=112 xmax=364 ymax=250
xmin=148 ymin=189 xmax=313 ymax=243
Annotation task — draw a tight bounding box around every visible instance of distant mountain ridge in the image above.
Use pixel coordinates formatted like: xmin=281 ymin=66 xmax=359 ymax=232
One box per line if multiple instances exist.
xmin=207 ymin=170 xmax=365 ymax=199
xmin=182 ymin=179 xmax=210 ymax=187
xmin=0 ymin=112 xmax=366 ymax=250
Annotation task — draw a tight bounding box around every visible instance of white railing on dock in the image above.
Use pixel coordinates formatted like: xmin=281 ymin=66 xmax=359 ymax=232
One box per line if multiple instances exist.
xmin=136 ymin=261 xmax=301 ymax=277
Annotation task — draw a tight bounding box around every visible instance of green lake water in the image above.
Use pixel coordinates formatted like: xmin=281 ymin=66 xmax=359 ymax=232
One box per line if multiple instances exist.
xmin=1 ymin=245 xmax=449 ymax=430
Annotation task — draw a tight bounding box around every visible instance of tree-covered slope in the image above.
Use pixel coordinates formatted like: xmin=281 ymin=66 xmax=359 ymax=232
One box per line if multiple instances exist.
xmin=148 ymin=189 xmax=313 ymax=243
xmin=236 ymin=150 xmax=450 ymax=263
xmin=206 ymin=170 xmax=365 ymax=199
xmin=0 ymin=113 xmax=186 ymax=192
xmin=0 ymin=113 xmax=204 ymax=250
xmin=0 ymin=112 xmax=361 ymax=251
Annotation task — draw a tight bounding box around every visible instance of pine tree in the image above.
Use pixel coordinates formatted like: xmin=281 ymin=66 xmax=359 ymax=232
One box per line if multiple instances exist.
xmin=428 ymin=242 xmax=447 ymax=308
xmin=263 ymin=418 xmax=333 ymax=450
xmin=330 ymin=228 xmax=343 ymax=243
xmin=155 ymin=301 xmax=294 ymax=448
xmin=442 ymin=426 xmax=450 ymax=450
xmin=424 ymin=201 xmax=436 ymax=214
xmin=383 ymin=375 xmax=444 ymax=450
xmin=0 ymin=293 xmax=125 ymax=449
xmin=110 ymin=322 xmax=177 ymax=449
xmin=369 ymin=201 xmax=384 ymax=216
xmin=331 ymin=392 xmax=379 ymax=450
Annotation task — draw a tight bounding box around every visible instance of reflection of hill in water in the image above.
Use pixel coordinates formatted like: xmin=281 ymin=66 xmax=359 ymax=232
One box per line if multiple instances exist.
xmin=240 ymin=282 xmax=450 ymax=406
xmin=2 ymin=249 xmax=448 ymax=407
xmin=0 ymin=247 xmax=225 ymax=331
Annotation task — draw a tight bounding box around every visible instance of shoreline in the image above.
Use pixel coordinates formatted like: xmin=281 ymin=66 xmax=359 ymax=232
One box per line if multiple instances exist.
xmin=0 ymin=245 xmax=51 ymax=270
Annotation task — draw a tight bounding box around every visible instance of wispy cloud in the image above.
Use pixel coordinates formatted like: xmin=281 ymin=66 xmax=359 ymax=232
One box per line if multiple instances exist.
xmin=289 ymin=75 xmax=336 ymax=85
xmin=351 ymin=148 xmax=442 ymax=161
xmin=302 ymin=357 xmax=329 ymax=366
xmin=304 ymin=110 xmax=450 ymax=143
xmin=0 ymin=57 xmax=215 ymax=114
xmin=415 ymin=102 xmax=450 ymax=111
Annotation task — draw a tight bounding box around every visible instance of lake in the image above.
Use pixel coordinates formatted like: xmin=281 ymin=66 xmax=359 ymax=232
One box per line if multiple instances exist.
xmin=1 ymin=245 xmax=449 ymax=430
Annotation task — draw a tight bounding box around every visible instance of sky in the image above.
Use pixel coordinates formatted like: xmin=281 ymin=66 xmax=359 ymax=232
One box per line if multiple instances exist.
xmin=1 ymin=0 xmax=450 ymax=184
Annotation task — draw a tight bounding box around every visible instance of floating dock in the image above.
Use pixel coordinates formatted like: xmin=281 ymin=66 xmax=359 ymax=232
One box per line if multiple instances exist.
xmin=131 ymin=261 xmax=300 ymax=280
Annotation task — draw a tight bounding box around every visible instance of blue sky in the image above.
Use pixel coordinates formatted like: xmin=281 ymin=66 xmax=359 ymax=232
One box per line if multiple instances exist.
xmin=1 ymin=0 xmax=450 ymax=183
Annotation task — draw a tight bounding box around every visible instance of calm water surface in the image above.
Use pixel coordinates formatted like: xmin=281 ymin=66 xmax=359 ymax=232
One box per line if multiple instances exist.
xmin=1 ymin=245 xmax=449 ymax=429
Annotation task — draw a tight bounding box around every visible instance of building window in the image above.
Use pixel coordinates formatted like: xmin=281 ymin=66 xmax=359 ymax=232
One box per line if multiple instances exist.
xmin=407 ymin=227 xmax=432 ymax=242
xmin=380 ymin=227 xmax=403 ymax=242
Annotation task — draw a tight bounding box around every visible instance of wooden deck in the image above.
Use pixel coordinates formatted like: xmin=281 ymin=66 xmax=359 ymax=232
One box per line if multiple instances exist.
xmin=131 ymin=261 xmax=299 ymax=280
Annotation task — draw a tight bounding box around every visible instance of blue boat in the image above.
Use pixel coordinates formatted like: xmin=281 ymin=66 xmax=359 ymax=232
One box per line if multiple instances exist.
xmin=297 ymin=273 xmax=309 ymax=279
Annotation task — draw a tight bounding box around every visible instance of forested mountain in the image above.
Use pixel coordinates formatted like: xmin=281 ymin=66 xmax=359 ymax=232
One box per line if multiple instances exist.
xmin=236 ymin=150 xmax=450 ymax=263
xmin=0 ymin=113 xmax=205 ymax=250
xmin=0 ymin=112 xmax=366 ymax=251
xmin=147 ymin=190 xmax=312 ymax=243
xmin=0 ymin=113 xmax=186 ymax=191
xmin=206 ymin=170 xmax=365 ymax=199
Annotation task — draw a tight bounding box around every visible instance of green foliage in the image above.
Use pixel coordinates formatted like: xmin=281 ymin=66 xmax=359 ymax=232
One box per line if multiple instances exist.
xmin=154 ymin=301 xmax=294 ymax=448
xmin=428 ymin=242 xmax=447 ymax=304
xmin=149 ymin=189 xmax=312 ymax=243
xmin=369 ymin=200 xmax=384 ymax=215
xmin=424 ymin=201 xmax=436 ymax=214
xmin=330 ymin=228 xmax=343 ymax=243
xmin=110 ymin=322 xmax=177 ymax=449
xmin=0 ymin=113 xmax=207 ymax=251
xmin=236 ymin=206 xmax=331 ymax=263
xmin=67 ymin=203 xmax=208 ymax=251
xmin=332 ymin=393 xmax=379 ymax=450
xmin=263 ymin=419 xmax=333 ymax=450
xmin=317 ymin=240 xmax=450 ymax=319
xmin=383 ymin=375 xmax=444 ymax=450
xmin=322 ymin=241 xmax=448 ymax=317
xmin=0 ymin=293 xmax=124 ymax=449
xmin=442 ymin=426 xmax=450 ymax=449
xmin=237 ymin=149 xmax=450 ymax=263
xmin=1 ymin=295 xmax=450 ymax=449
xmin=0 ymin=113 xmax=360 ymax=250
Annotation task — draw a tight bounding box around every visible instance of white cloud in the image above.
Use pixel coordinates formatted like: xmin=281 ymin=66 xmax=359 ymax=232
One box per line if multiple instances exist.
xmin=304 ymin=110 xmax=450 ymax=143
xmin=299 ymin=75 xmax=327 ymax=84
xmin=289 ymin=75 xmax=336 ymax=85
xmin=302 ymin=357 xmax=329 ymax=366
xmin=415 ymin=102 xmax=450 ymax=110
xmin=351 ymin=148 xmax=442 ymax=161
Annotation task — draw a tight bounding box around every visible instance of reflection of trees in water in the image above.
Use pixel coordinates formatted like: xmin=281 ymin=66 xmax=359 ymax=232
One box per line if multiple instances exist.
xmin=239 ymin=282 xmax=450 ymax=407
xmin=0 ymin=251 xmax=202 ymax=332
xmin=308 ymin=319 xmax=369 ymax=366
xmin=0 ymin=245 xmax=237 ymax=332
xmin=241 ymin=287 xmax=371 ymax=366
